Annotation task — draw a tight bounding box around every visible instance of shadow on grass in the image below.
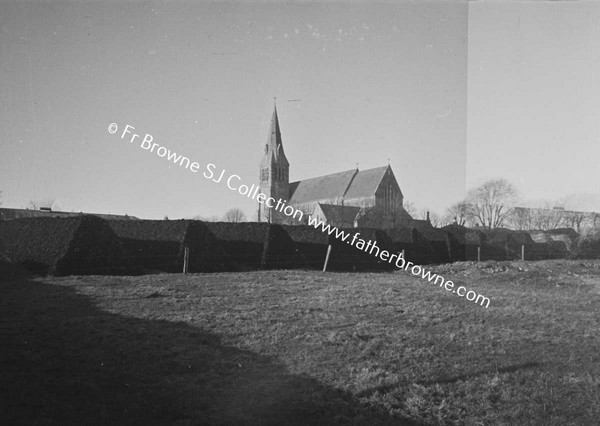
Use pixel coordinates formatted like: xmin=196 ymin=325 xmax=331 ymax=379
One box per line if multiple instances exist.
xmin=0 ymin=277 xmax=417 ymax=425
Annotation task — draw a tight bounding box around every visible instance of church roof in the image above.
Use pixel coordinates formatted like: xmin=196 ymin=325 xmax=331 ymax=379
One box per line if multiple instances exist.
xmin=289 ymin=165 xmax=393 ymax=205
xmin=289 ymin=169 xmax=357 ymax=204
xmin=318 ymin=203 xmax=361 ymax=224
xmin=344 ymin=166 xmax=389 ymax=199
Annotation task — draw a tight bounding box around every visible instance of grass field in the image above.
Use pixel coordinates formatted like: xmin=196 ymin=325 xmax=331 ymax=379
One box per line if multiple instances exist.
xmin=1 ymin=260 xmax=600 ymax=425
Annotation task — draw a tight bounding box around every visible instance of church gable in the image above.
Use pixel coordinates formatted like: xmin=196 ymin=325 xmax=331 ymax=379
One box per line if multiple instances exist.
xmin=373 ymin=166 xmax=403 ymax=203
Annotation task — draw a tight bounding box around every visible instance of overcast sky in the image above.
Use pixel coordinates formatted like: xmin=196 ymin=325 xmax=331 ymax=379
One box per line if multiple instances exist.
xmin=0 ymin=1 xmax=598 ymax=220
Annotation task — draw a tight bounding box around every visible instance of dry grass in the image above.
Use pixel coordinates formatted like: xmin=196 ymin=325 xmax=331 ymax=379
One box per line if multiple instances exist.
xmin=1 ymin=259 xmax=600 ymax=424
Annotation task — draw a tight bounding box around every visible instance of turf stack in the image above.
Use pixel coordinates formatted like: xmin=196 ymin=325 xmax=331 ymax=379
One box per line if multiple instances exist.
xmin=264 ymin=224 xmax=306 ymax=269
xmin=547 ymin=228 xmax=579 ymax=253
xmin=109 ymin=220 xmax=230 ymax=273
xmin=480 ymin=229 xmax=537 ymax=261
xmin=440 ymin=225 xmax=463 ymax=261
xmin=525 ymin=230 xmax=571 ymax=260
xmin=575 ymin=233 xmax=600 ymax=259
xmin=204 ymin=222 xmax=302 ymax=271
xmin=0 ymin=216 xmax=124 ymax=276
xmin=442 ymin=224 xmax=483 ymax=261
xmin=387 ymin=221 xmax=446 ymax=265
xmin=385 ymin=226 xmax=417 ymax=263
xmin=0 ymin=254 xmax=30 ymax=282
xmin=281 ymin=225 xmax=329 ymax=269
xmin=527 ymin=231 xmax=554 ymax=260
xmin=508 ymin=231 xmax=538 ymax=260
xmin=328 ymin=227 xmax=396 ymax=271
xmin=464 ymin=228 xmax=487 ymax=260
xmin=410 ymin=220 xmax=451 ymax=264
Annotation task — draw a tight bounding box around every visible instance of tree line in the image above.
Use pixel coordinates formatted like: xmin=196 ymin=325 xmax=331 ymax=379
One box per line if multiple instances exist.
xmin=414 ymin=178 xmax=600 ymax=234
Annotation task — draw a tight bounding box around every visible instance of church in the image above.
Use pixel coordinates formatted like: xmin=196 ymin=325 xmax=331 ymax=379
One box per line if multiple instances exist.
xmin=257 ymin=104 xmax=413 ymax=228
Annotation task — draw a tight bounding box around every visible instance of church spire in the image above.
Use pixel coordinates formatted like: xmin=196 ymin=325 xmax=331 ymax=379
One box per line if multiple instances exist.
xmin=267 ymin=99 xmax=284 ymax=158
xmin=258 ymin=101 xmax=290 ymax=224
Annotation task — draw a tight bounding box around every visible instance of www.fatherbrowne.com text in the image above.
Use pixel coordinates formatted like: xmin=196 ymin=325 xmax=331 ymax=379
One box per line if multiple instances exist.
xmin=108 ymin=122 xmax=490 ymax=308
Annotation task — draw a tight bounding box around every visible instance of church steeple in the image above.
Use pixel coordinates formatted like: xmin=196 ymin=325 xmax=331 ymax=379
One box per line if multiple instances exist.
xmin=264 ymin=99 xmax=288 ymax=164
xmin=258 ymin=101 xmax=290 ymax=223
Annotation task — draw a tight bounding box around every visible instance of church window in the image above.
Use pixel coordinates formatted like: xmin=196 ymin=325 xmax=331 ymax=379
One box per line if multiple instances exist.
xmin=384 ymin=184 xmax=393 ymax=215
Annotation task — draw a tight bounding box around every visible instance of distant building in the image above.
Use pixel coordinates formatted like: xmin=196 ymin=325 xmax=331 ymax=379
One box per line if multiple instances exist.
xmin=511 ymin=206 xmax=600 ymax=234
xmin=257 ymin=104 xmax=412 ymax=228
xmin=0 ymin=207 xmax=138 ymax=221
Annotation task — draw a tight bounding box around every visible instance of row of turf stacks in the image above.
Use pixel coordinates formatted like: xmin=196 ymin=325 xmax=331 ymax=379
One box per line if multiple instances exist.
xmin=0 ymin=217 xmax=585 ymax=276
xmin=204 ymin=222 xmax=304 ymax=270
xmin=442 ymin=225 xmax=573 ymax=261
xmin=108 ymin=220 xmax=230 ymax=273
xmin=0 ymin=216 xmax=124 ymax=276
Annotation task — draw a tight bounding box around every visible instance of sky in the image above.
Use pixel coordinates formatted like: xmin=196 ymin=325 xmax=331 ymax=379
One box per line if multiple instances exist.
xmin=467 ymin=0 xmax=600 ymax=211
xmin=0 ymin=0 xmax=598 ymax=220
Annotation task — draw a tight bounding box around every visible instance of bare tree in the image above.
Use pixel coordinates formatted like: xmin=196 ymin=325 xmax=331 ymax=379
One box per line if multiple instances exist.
xmin=530 ymin=206 xmax=565 ymax=230
xmin=403 ymin=200 xmax=417 ymax=218
xmin=444 ymin=201 xmax=472 ymax=226
xmin=591 ymin=213 xmax=600 ymax=235
xmin=419 ymin=209 xmax=443 ymax=227
xmin=429 ymin=211 xmax=443 ymax=227
xmin=467 ymin=179 xmax=518 ymax=230
xmin=223 ymin=208 xmax=247 ymax=223
xmin=563 ymin=211 xmax=588 ymax=234
xmin=508 ymin=207 xmax=532 ymax=230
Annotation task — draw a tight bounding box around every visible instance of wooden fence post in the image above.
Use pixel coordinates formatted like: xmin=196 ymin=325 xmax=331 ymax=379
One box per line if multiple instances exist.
xmin=521 ymin=244 xmax=525 ymax=261
xmin=477 ymin=245 xmax=481 ymax=262
xmin=183 ymin=246 xmax=189 ymax=274
xmin=322 ymin=245 xmax=332 ymax=272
